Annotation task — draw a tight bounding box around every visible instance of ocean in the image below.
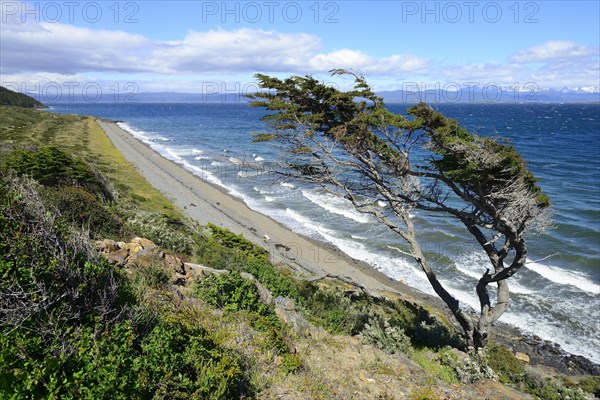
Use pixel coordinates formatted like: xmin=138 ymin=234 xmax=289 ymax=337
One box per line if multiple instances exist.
xmin=49 ymin=102 xmax=600 ymax=363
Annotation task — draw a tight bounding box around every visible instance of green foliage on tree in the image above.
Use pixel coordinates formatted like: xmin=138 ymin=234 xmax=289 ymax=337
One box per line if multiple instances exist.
xmin=248 ymin=70 xmax=551 ymax=348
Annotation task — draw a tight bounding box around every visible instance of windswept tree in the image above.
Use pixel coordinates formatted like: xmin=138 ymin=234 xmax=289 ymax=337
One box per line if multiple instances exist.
xmin=248 ymin=70 xmax=551 ymax=348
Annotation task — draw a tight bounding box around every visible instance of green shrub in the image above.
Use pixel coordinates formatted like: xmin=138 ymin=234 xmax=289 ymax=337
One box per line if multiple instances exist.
xmin=1 ymin=146 xmax=115 ymax=201
xmin=194 ymin=272 xmax=267 ymax=314
xmin=413 ymin=319 xmax=460 ymax=350
xmin=525 ymin=377 xmax=590 ymax=400
xmin=0 ymin=320 xmax=247 ymax=400
xmin=361 ymin=316 xmax=413 ymax=355
xmin=41 ymin=186 xmax=124 ymax=239
xmin=412 ymin=349 xmax=459 ymax=385
xmin=578 ymin=376 xmax=600 ymax=397
xmin=194 ymin=272 xmax=292 ymax=357
xmin=193 ymin=225 xmax=299 ymax=299
xmin=124 ymin=206 xmax=195 ymax=254
xmin=0 ymin=176 xmax=123 ymax=328
xmin=131 ymin=261 xmax=172 ymax=290
xmin=0 ymin=175 xmax=250 ymax=398
xmin=139 ymin=320 xmax=245 ymax=399
xmin=298 ymin=285 xmax=367 ymax=335
xmin=485 ymin=343 xmax=525 ymax=384
xmin=281 ymin=353 xmax=303 ymax=375
xmin=449 ymin=348 xmax=498 ymax=384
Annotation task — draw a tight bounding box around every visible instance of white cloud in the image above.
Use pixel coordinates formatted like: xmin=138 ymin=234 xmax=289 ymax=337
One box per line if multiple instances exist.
xmin=0 ymin=17 xmax=428 ymax=76
xmin=156 ymin=29 xmax=322 ymax=73
xmin=308 ymin=49 xmax=428 ymax=75
xmin=1 ymin=16 xmax=597 ymax=90
xmin=510 ymin=41 xmax=597 ymax=63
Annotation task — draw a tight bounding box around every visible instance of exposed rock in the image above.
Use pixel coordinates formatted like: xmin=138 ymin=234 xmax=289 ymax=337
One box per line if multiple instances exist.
xmin=166 ymin=254 xmax=185 ymax=275
xmin=105 ymin=247 xmax=128 ymax=266
xmin=241 ymin=272 xmax=273 ymax=305
xmin=128 ymin=247 xmax=165 ymax=268
xmin=95 ymin=239 xmax=119 ymax=253
xmin=131 ymin=237 xmax=156 ymax=250
xmin=515 ymin=352 xmax=530 ymax=363
xmin=122 ymin=242 xmax=143 ymax=257
xmin=274 ymin=296 xmax=310 ymax=338
xmin=183 ymin=262 xmax=230 ymax=277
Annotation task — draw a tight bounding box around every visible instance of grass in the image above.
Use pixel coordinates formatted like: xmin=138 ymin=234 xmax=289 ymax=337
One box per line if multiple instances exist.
xmin=0 ymin=105 xmax=178 ymax=215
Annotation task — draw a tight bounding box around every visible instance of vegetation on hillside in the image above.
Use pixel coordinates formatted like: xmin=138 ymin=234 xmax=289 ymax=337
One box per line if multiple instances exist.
xmin=0 ymin=86 xmax=45 ymax=108
xmin=0 ymin=107 xmax=596 ymax=399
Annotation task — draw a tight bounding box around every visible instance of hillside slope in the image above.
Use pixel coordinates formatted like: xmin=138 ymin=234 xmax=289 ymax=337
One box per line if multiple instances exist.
xmin=0 ymin=106 xmax=597 ymax=399
xmin=0 ymin=86 xmax=45 ymax=108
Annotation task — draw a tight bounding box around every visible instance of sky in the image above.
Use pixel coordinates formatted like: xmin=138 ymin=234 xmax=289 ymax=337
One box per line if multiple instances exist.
xmin=1 ymin=0 xmax=599 ymax=97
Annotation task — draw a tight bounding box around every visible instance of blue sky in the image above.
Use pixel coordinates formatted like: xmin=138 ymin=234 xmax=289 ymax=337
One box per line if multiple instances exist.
xmin=1 ymin=0 xmax=599 ymax=94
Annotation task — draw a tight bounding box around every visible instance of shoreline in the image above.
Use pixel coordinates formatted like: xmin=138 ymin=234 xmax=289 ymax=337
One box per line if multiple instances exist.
xmin=96 ymin=118 xmax=599 ymax=375
xmin=97 ymin=120 xmax=433 ymax=301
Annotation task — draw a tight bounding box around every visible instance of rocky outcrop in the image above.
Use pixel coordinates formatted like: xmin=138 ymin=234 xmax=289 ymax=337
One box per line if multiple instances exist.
xmin=95 ymin=237 xmax=185 ymax=281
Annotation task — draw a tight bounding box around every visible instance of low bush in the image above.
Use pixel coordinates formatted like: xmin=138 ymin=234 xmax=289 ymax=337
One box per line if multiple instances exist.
xmin=361 ymin=316 xmax=413 ymax=356
xmin=192 ymin=224 xmax=458 ymax=346
xmin=577 ymin=376 xmax=600 ymax=398
xmin=413 ymin=349 xmax=460 ymax=385
xmin=0 ymin=319 xmax=246 ymax=399
xmin=41 ymin=186 xmax=125 ymax=239
xmin=455 ymin=348 xmax=498 ymax=383
xmin=1 ymin=146 xmax=115 ymax=201
xmin=195 ymin=271 xmax=267 ymax=314
xmin=194 ymin=272 xmax=292 ymax=359
xmin=124 ymin=206 xmax=195 ymax=254
xmin=193 ymin=224 xmax=299 ymax=299
xmin=485 ymin=343 xmax=525 ymax=384
xmin=0 ymin=174 xmax=250 ymax=399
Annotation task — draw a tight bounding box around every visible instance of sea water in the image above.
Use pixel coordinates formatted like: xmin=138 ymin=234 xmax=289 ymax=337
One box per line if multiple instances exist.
xmin=50 ymin=102 xmax=600 ymax=363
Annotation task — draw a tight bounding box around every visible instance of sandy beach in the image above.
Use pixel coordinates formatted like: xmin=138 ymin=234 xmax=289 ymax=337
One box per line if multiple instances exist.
xmin=97 ymin=119 xmax=440 ymax=307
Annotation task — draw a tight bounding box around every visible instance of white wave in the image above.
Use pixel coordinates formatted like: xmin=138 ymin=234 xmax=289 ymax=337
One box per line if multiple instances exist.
xmin=192 ymin=148 xmax=203 ymax=154
xmin=264 ymin=196 xmax=275 ymax=202
xmin=164 ymin=147 xmax=185 ymax=163
xmin=455 ymin=253 xmax=536 ymax=295
xmin=510 ymin=282 xmax=536 ymax=295
xmin=302 ymin=190 xmax=371 ymax=224
xmin=284 ymin=209 xmax=325 ymax=236
xmin=283 ymin=208 xmax=432 ymax=292
xmin=117 ymin=122 xmax=152 ymax=144
xmin=280 ymin=182 xmax=295 ymax=189
xmin=377 ymin=200 xmax=387 ymax=207
xmin=237 ymin=170 xmax=266 ymax=178
xmin=211 ymin=161 xmax=223 ymax=167
xmin=525 ymin=261 xmax=599 ymax=294
xmin=229 ymin=157 xmax=242 ymax=165
xmin=194 ymin=156 xmax=208 ymax=160
xmin=455 ymin=264 xmax=483 ymax=280
xmin=254 ymin=156 xmax=265 ymax=162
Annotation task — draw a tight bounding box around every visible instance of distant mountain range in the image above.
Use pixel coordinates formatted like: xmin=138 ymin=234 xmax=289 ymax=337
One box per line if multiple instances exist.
xmin=377 ymin=86 xmax=600 ymax=104
xmin=12 ymin=87 xmax=600 ymax=104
